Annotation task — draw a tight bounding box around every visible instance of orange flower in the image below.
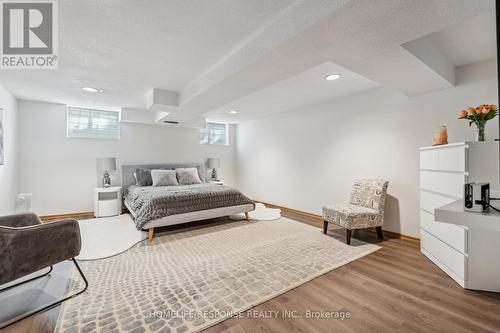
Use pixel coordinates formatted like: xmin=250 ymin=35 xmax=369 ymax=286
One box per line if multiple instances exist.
xmin=491 ymin=104 xmax=498 ymax=111
xmin=482 ymin=105 xmax=491 ymax=114
xmin=458 ymin=110 xmax=468 ymax=118
xmin=467 ymin=107 xmax=476 ymax=115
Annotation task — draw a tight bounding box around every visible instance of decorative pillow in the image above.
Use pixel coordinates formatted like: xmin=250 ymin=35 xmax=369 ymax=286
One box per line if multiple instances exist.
xmin=151 ymin=169 xmax=178 ymax=186
xmin=176 ymin=168 xmax=202 ymax=185
xmin=135 ymin=168 xmax=153 ymax=186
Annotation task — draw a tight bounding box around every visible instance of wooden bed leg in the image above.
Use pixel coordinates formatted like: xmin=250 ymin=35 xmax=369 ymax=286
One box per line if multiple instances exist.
xmin=245 ymin=212 xmax=250 ymax=221
xmin=148 ymin=227 xmax=155 ymax=242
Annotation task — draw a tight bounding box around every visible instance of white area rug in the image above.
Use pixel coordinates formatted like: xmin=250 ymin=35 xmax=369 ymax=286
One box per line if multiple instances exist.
xmin=229 ymin=202 xmax=281 ymax=221
xmin=57 ymin=217 xmax=379 ymax=333
xmin=77 ymin=215 xmax=147 ymax=261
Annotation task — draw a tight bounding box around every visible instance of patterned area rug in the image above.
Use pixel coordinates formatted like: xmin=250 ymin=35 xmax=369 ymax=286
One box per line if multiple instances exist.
xmin=55 ymin=217 xmax=379 ymax=333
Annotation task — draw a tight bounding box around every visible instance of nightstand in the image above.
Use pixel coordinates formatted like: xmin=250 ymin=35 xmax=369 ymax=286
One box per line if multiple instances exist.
xmin=209 ymin=180 xmax=224 ymax=185
xmin=94 ymin=186 xmax=122 ymax=217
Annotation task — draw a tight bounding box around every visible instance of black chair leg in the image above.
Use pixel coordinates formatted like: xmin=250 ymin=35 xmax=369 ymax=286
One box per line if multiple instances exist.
xmin=323 ymin=221 xmax=328 ymax=234
xmin=376 ymin=226 xmax=384 ymax=240
xmin=346 ymin=229 xmax=352 ymax=245
xmin=0 ymin=258 xmax=88 ymax=329
xmin=0 ymin=265 xmax=53 ymax=293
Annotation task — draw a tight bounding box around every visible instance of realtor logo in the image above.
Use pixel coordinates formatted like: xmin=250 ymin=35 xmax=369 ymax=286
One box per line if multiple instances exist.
xmin=1 ymin=0 xmax=58 ymax=69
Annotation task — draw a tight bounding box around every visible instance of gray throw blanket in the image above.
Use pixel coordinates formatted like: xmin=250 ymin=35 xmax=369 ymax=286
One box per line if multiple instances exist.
xmin=125 ymin=184 xmax=255 ymax=229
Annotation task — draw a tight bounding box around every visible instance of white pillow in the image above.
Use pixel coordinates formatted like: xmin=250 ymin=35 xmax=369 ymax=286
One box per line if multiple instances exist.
xmin=176 ymin=168 xmax=202 ymax=185
xmin=151 ymin=169 xmax=179 ymax=186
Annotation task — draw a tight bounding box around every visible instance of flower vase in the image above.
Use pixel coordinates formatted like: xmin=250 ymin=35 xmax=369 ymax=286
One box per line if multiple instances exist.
xmin=476 ymin=123 xmax=485 ymax=142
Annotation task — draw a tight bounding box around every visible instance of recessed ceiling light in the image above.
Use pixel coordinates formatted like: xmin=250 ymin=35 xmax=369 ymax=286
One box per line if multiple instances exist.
xmin=325 ymin=74 xmax=341 ymax=81
xmin=229 ymin=110 xmax=238 ymax=114
xmin=82 ymin=87 xmax=101 ymax=93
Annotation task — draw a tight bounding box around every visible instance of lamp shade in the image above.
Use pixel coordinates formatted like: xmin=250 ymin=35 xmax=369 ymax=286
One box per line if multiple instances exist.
xmin=97 ymin=157 xmax=116 ymax=172
xmin=207 ymin=158 xmax=220 ymax=169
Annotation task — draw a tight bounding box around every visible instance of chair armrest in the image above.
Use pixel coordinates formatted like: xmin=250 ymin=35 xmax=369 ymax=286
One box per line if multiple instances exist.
xmin=0 ymin=212 xmax=42 ymax=228
xmin=0 ymin=219 xmax=81 ymax=285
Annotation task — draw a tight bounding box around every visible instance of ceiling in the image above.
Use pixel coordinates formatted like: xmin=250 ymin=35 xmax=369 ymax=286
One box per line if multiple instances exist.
xmin=0 ymin=0 xmax=496 ymax=125
xmin=427 ymin=12 xmax=497 ymax=67
xmin=0 ymin=0 xmax=294 ymax=108
xmin=206 ymin=62 xmax=380 ymax=123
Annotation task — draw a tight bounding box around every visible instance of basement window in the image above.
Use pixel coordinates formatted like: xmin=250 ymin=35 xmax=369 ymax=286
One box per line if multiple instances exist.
xmin=200 ymin=122 xmax=228 ymax=145
xmin=67 ymin=106 xmax=120 ymax=140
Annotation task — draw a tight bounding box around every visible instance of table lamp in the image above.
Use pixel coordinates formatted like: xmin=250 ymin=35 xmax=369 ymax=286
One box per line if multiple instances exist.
xmin=207 ymin=158 xmax=220 ymax=181
xmin=97 ymin=157 xmax=116 ymax=187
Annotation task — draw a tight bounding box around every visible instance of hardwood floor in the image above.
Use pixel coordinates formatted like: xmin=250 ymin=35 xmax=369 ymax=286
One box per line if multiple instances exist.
xmin=3 ymin=210 xmax=500 ymax=333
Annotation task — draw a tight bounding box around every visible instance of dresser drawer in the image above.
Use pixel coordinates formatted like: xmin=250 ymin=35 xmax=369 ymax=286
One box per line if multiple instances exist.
xmin=420 ymin=190 xmax=457 ymax=214
xmin=420 ymin=146 xmax=466 ymax=172
xmin=421 ymin=229 xmax=467 ymax=280
xmin=420 ymin=149 xmax=438 ymax=170
xmin=420 ymin=209 xmax=467 ymax=254
xmin=420 ymin=171 xmax=465 ymax=198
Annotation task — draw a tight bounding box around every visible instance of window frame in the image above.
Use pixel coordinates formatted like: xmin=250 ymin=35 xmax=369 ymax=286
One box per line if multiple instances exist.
xmin=67 ymin=106 xmax=121 ymax=140
xmin=199 ymin=122 xmax=229 ymax=146
xmin=199 ymin=121 xmax=229 ymax=146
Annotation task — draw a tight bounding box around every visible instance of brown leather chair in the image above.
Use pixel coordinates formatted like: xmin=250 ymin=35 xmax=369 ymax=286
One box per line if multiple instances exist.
xmin=0 ymin=212 xmax=88 ymax=328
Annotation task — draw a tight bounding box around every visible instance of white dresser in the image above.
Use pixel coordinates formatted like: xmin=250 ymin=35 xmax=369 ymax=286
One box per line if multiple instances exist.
xmin=419 ymin=142 xmax=499 ymax=289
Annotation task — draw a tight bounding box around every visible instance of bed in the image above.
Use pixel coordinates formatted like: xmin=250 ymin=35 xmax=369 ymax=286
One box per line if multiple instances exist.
xmin=122 ymin=163 xmax=255 ymax=240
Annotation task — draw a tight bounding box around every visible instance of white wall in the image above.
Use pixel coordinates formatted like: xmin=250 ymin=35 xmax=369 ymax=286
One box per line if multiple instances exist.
xmin=0 ymin=86 xmax=19 ymax=215
xmin=236 ymin=78 xmax=498 ymax=238
xmin=18 ymin=100 xmax=237 ymax=216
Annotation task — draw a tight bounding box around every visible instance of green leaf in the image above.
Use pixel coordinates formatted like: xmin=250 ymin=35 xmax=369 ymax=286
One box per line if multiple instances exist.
xmin=486 ymin=111 xmax=498 ymax=121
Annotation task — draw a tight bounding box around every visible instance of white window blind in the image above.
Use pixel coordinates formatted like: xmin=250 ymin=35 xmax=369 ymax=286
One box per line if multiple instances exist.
xmin=67 ymin=107 xmax=120 ymax=140
xmin=200 ymin=122 xmax=228 ymax=145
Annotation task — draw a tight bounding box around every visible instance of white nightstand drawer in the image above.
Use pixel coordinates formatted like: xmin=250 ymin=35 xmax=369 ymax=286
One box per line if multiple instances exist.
xmin=421 ymin=229 xmax=467 ymax=280
xmin=420 ymin=171 xmax=466 ymax=198
xmin=97 ymin=200 xmax=120 ymax=217
xmin=98 ymin=191 xmax=119 ymax=201
xmin=420 ymin=209 xmax=467 ymax=254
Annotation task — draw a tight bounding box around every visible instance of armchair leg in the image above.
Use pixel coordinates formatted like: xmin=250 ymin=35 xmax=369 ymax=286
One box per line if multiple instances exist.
xmin=376 ymin=226 xmax=384 ymax=240
xmin=0 ymin=258 xmax=88 ymax=329
xmin=0 ymin=265 xmax=53 ymax=293
xmin=346 ymin=229 xmax=352 ymax=245
xmin=323 ymin=221 xmax=328 ymax=234
xmin=245 ymin=212 xmax=250 ymax=221
xmin=148 ymin=227 xmax=155 ymax=242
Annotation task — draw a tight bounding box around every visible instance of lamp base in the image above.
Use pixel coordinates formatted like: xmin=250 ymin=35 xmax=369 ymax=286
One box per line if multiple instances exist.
xmin=211 ymin=168 xmax=218 ymax=181
xmin=102 ymin=171 xmax=111 ymax=187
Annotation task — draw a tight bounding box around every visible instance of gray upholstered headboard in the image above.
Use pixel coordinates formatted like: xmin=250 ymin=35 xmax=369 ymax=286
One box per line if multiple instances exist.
xmin=121 ymin=163 xmax=205 ymax=196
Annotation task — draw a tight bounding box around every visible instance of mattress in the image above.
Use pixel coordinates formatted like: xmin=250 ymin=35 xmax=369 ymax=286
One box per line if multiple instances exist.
xmin=124 ymin=184 xmax=255 ymax=230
